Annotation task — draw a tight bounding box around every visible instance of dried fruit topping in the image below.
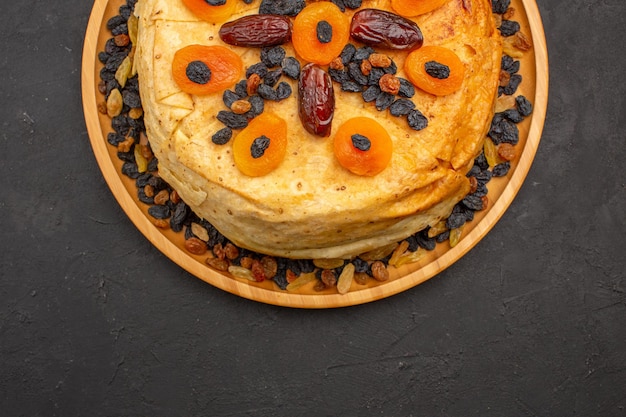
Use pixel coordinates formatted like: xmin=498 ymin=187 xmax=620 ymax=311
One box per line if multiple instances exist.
xmin=298 ymin=63 xmax=335 ymax=137
xmin=292 ymin=2 xmax=350 ymax=65
xmin=259 ymin=0 xmax=306 ymax=16
xmin=391 ymin=0 xmax=449 ymax=17
xmin=350 ymin=9 xmax=424 ymax=50
xmin=232 ymin=112 xmax=288 ymax=177
xmin=219 ymin=15 xmax=293 ymax=47
xmin=333 ymin=117 xmax=392 ymax=176
xmin=172 ymin=45 xmax=243 ymax=95
xmin=181 ymin=0 xmax=237 ymax=23
xmin=404 ymin=45 xmax=465 ymax=96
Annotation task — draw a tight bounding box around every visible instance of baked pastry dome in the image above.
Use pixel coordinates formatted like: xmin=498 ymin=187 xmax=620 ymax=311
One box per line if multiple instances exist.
xmin=134 ymin=0 xmax=502 ymax=259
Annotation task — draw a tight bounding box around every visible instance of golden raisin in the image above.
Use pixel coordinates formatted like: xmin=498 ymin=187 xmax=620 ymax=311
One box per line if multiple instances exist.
xmin=370 ymin=261 xmax=389 ymax=282
xmin=185 ymin=237 xmax=208 ymax=255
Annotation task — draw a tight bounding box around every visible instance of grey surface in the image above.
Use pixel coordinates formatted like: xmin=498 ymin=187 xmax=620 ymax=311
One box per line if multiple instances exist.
xmin=1 ymin=1 xmax=625 ymax=416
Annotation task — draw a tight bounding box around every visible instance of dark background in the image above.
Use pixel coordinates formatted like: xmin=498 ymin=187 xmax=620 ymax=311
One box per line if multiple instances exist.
xmin=1 ymin=0 xmax=625 ymax=416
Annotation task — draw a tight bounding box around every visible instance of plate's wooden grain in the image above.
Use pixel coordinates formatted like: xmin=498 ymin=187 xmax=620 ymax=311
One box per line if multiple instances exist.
xmin=81 ymin=0 xmax=548 ymax=308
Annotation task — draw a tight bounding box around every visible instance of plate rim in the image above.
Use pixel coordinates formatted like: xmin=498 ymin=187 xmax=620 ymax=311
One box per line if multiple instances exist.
xmin=81 ymin=0 xmax=549 ymax=308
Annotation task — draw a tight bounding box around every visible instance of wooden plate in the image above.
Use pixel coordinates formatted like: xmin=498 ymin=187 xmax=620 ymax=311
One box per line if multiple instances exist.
xmin=81 ymin=0 xmax=548 ymax=308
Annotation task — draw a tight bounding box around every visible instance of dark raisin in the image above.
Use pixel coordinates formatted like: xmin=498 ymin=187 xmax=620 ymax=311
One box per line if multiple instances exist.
xmin=119 ymin=4 xmax=132 ymax=20
xmin=170 ymin=202 xmax=189 ymax=232
xmin=235 ymin=80 xmax=248 ymax=98
xmin=375 ymin=92 xmax=395 ymax=111
xmin=259 ymin=0 xmax=305 ymax=16
xmin=407 ymin=109 xmax=428 ymax=130
xmin=467 ymin=164 xmax=482 ymax=178
xmin=107 ymin=132 xmax=125 ymax=146
xmin=516 ymin=95 xmax=533 ymax=117
xmin=205 ymin=0 xmax=226 ymax=5
xmin=275 ymin=81 xmax=292 ymax=100
xmin=351 ymin=134 xmax=371 ymax=151
xmin=446 ymin=211 xmax=467 ymax=230
xmin=415 ymin=230 xmax=436 ymax=251
xmin=384 ymin=59 xmax=398 ymax=75
xmin=502 ymin=108 xmax=524 ymax=123
xmin=489 ymin=117 xmax=519 ymax=144
xmin=117 ymin=149 xmax=134 ymax=163
xmin=329 ymin=68 xmax=351 ymax=84
xmin=122 ymin=162 xmax=139 ymax=180
xmin=436 ymin=230 xmax=450 ymax=243
xmin=251 ymin=135 xmax=271 ymax=158
xmin=492 ymin=0 xmax=511 ymax=14
xmin=223 ymin=89 xmax=240 ymax=108
xmin=344 ymin=0 xmax=362 ymax=8
xmin=246 ymin=62 xmax=269 ymax=79
xmin=212 ymin=127 xmax=233 ymax=145
xmin=100 ymin=68 xmax=115 ymax=83
xmin=185 ymin=225 xmax=196 ymax=240
xmin=248 ymin=95 xmax=265 ymax=117
xmin=135 ymin=172 xmax=152 ymax=188
xmin=147 ymin=157 xmax=159 ymax=172
xmin=316 ymin=21 xmax=333 ymax=44
xmin=281 ymin=56 xmax=301 ymax=79
xmin=217 ymin=110 xmax=248 ymax=129
xmin=353 ymin=257 xmax=369 ymax=273
xmin=389 ymin=99 xmax=415 ymax=117
xmin=462 ymin=194 xmax=484 ymax=211
xmin=98 ymin=51 xmax=109 ymax=64
xmin=137 ymin=188 xmax=154 ymax=205
xmin=330 ymin=0 xmax=346 ymax=12
xmin=148 ymin=176 xmax=168 ymax=191
xmin=398 ymin=77 xmax=415 ymax=98
xmin=106 ymin=15 xmax=126 ymax=31
xmin=473 ymin=182 xmax=488 ymax=198
xmin=261 ymin=46 xmax=286 ymax=68
xmin=501 ymin=73 xmax=522 ymax=95
xmin=499 ymin=20 xmax=520 ymax=37
xmin=112 ymin=115 xmax=131 ymax=136
xmin=263 ymin=68 xmax=283 ymax=87
xmin=341 ymin=81 xmax=363 ymax=93
xmin=424 ymin=61 xmax=450 ymax=79
xmin=340 ymin=44 xmax=357 ymax=65
xmin=492 ymin=162 xmax=511 ymax=177
xmin=501 ymin=55 xmax=520 ymax=74
xmin=348 ymin=62 xmax=369 ymax=86
xmin=186 ymin=61 xmax=211 ymax=84
xmin=122 ymin=90 xmax=141 ymax=108
xmin=353 ymin=46 xmax=375 ymax=62
xmin=148 ymin=205 xmax=171 ymax=220
xmin=273 ymin=270 xmax=289 ymax=290
xmin=362 ymin=85 xmax=382 ymax=102
xmin=257 ymin=83 xmax=278 ymax=100
xmin=367 ymin=67 xmax=385 ymax=86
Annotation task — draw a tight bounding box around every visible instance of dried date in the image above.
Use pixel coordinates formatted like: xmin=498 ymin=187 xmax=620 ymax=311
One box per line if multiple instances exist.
xmin=219 ymin=15 xmax=292 ymax=47
xmin=350 ymin=9 xmax=423 ymax=50
xmin=298 ymin=63 xmax=335 ymax=137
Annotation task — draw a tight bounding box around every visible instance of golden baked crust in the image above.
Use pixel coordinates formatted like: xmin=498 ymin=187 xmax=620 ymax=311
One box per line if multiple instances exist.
xmin=134 ymin=0 xmax=502 ymax=259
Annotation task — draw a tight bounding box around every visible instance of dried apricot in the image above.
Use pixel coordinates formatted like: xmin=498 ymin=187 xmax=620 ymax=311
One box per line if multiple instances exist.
xmin=391 ymin=0 xmax=449 ymax=17
xmin=404 ymin=45 xmax=465 ymax=96
xmin=181 ymin=0 xmax=237 ymax=24
xmin=172 ymin=45 xmax=243 ymax=96
xmin=292 ymin=2 xmax=350 ymax=65
xmin=333 ymin=117 xmax=392 ymax=176
xmin=232 ymin=113 xmax=288 ymax=177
